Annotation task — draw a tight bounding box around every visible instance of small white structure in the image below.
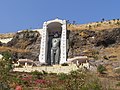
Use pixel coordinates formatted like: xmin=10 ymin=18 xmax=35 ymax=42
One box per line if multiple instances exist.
xmin=39 ymin=18 xmax=67 ymax=64
xmin=0 ymin=38 xmax=13 ymax=43
xmin=16 ymin=59 xmax=34 ymax=67
xmin=68 ymin=56 xmax=90 ymax=69
xmin=67 ymin=56 xmax=88 ymax=63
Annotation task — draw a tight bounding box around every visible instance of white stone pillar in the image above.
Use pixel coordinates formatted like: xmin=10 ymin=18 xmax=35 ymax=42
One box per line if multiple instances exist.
xmin=60 ymin=20 xmax=67 ymax=64
xmin=39 ymin=22 xmax=48 ymax=64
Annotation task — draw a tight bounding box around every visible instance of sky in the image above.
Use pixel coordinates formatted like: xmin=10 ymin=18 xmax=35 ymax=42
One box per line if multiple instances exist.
xmin=0 ymin=0 xmax=120 ymax=33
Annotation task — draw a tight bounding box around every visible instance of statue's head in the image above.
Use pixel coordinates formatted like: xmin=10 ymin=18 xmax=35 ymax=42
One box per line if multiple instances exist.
xmin=54 ymin=33 xmax=59 ymax=38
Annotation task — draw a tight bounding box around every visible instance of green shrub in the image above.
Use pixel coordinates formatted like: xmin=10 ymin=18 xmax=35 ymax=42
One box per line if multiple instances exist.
xmin=92 ymin=50 xmax=99 ymax=60
xmin=2 ymin=51 xmax=13 ymax=72
xmin=88 ymin=25 xmax=92 ymax=29
xmin=96 ymin=23 xmax=101 ymax=27
xmin=58 ymin=73 xmax=68 ymax=80
xmin=81 ymin=83 xmax=102 ymax=90
xmin=116 ymin=82 xmax=120 ymax=86
xmin=70 ymin=70 xmax=80 ymax=77
xmin=31 ymin=70 xmax=45 ymax=79
xmin=93 ymin=55 xmax=99 ymax=60
xmin=0 ymin=51 xmax=13 ymax=84
xmin=49 ymin=70 xmax=103 ymax=90
xmin=13 ymin=77 xmax=23 ymax=84
xmin=92 ymin=50 xmax=99 ymax=55
xmin=42 ymin=70 xmax=48 ymax=75
xmin=97 ymin=65 xmax=106 ymax=74
xmin=64 ymin=70 xmax=86 ymax=90
xmin=49 ymin=72 xmax=57 ymax=76
xmin=31 ymin=70 xmax=43 ymax=76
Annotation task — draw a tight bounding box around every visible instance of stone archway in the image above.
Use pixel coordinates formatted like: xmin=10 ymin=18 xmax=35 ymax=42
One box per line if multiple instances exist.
xmin=39 ymin=19 xmax=67 ymax=65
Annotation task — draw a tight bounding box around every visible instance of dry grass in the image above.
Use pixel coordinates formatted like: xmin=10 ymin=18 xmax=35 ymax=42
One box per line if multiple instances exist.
xmin=0 ymin=46 xmax=30 ymax=53
xmin=100 ymin=45 xmax=120 ymax=60
xmin=100 ymin=77 xmax=120 ymax=90
xmin=68 ymin=20 xmax=120 ymax=31
xmin=15 ymin=40 xmax=30 ymax=49
xmin=0 ymin=33 xmax=15 ymax=39
xmin=68 ymin=24 xmax=120 ymax=31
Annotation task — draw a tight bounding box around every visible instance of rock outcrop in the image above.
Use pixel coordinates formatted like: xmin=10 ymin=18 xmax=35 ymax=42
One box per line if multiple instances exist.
xmin=68 ymin=28 xmax=120 ymax=59
xmin=95 ymin=28 xmax=120 ymax=47
xmin=7 ymin=30 xmax=41 ymax=61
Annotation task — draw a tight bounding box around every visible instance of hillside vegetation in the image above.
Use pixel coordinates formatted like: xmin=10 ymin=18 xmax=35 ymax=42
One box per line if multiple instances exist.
xmin=0 ymin=33 xmax=15 ymax=39
xmin=68 ymin=19 xmax=120 ymax=31
xmin=0 ymin=46 xmax=29 ymax=53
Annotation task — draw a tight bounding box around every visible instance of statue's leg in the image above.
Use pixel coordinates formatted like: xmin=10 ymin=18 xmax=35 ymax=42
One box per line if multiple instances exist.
xmin=55 ymin=48 xmax=59 ymax=64
xmin=51 ymin=49 xmax=54 ymax=65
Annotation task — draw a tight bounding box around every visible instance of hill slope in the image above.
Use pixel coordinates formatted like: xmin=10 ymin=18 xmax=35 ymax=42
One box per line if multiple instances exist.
xmin=0 ymin=19 xmax=120 ymax=63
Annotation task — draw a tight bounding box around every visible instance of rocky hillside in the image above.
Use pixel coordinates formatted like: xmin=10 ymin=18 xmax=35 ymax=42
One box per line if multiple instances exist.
xmin=68 ymin=28 xmax=120 ymax=60
xmin=0 ymin=20 xmax=120 ymax=90
xmin=0 ymin=19 xmax=120 ymax=63
xmin=0 ymin=30 xmax=41 ymax=61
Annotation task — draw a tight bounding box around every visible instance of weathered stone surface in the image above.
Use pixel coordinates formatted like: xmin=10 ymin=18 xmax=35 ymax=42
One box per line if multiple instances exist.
xmin=68 ymin=30 xmax=96 ymax=57
xmin=7 ymin=30 xmax=41 ymax=61
xmin=68 ymin=28 xmax=120 ymax=58
xmin=95 ymin=28 xmax=120 ymax=47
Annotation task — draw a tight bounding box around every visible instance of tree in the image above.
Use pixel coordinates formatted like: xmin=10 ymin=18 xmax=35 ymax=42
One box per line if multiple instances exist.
xmin=102 ymin=18 xmax=105 ymax=21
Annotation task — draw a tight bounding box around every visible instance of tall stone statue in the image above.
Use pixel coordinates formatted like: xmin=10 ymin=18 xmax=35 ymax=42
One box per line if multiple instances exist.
xmin=51 ymin=33 xmax=60 ymax=64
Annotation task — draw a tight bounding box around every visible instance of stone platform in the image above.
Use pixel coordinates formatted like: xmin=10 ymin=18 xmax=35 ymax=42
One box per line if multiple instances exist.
xmin=13 ymin=64 xmax=78 ymax=73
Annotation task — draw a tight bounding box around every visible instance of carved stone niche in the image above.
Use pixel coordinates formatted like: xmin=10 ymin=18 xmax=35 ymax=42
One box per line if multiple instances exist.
xmin=39 ymin=18 xmax=67 ymax=65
